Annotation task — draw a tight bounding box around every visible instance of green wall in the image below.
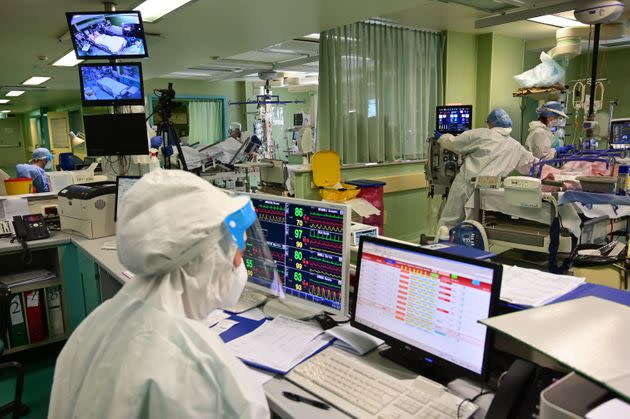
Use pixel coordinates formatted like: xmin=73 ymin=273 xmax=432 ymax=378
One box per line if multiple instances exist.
xmin=445 ymin=32 xmax=526 ymax=141
xmin=293 ymin=162 xmax=441 ymax=243
xmin=445 ymin=32 xmax=477 ymax=106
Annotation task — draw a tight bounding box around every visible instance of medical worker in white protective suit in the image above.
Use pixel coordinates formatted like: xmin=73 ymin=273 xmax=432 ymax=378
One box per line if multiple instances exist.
xmin=436 ymin=109 xmax=536 ymax=230
xmin=525 ymin=101 xmax=568 ymax=160
xmin=49 ymin=169 xmax=280 ymax=418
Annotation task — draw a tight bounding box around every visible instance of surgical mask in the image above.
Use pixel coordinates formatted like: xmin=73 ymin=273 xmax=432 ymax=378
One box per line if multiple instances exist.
xmin=549 ymin=118 xmax=564 ymax=127
xmin=220 ymin=262 xmax=248 ymax=308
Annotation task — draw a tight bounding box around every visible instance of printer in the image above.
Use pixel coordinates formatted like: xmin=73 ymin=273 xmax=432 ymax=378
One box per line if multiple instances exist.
xmin=58 ymin=182 xmax=116 ymax=239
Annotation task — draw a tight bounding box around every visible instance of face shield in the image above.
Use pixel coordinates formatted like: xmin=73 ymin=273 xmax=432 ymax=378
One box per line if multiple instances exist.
xmin=224 ymin=199 xmax=285 ymax=298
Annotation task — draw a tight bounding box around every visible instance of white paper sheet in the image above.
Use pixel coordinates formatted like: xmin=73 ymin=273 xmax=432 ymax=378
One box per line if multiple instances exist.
xmin=236 ymin=308 xmax=267 ymax=321
xmin=325 ymin=323 xmax=384 ymax=355
xmin=211 ymin=319 xmax=239 ymax=334
xmin=500 ymin=265 xmax=585 ymax=307
xmin=226 ymin=316 xmax=331 ymax=373
xmin=587 ymin=399 xmax=630 ymax=419
xmin=0 ymin=197 xmax=29 ymax=220
xmin=205 ymin=310 xmax=230 ymax=327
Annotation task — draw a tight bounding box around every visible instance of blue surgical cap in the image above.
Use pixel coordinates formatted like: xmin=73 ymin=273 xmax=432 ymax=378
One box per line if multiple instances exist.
xmin=537 ymin=101 xmax=568 ymax=119
xmin=486 ymin=108 xmax=512 ymax=128
xmin=32 ymin=147 xmax=52 ymax=161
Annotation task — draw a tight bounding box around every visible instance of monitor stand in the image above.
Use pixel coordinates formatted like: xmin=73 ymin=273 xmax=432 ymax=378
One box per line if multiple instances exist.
xmin=262 ymin=298 xmax=321 ymax=320
xmin=379 ymin=345 xmax=457 ymax=385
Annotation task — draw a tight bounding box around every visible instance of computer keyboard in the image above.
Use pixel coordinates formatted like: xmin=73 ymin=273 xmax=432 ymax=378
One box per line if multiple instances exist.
xmin=286 ymin=348 xmax=478 ymax=419
xmin=223 ymin=290 xmax=268 ymax=314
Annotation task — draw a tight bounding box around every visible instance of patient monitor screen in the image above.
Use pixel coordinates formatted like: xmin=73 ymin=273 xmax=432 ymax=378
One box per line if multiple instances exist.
xmin=79 ymin=63 xmax=144 ymax=106
xmin=66 ymin=11 xmax=148 ymax=59
xmin=436 ymin=105 xmax=473 ymax=134
xmin=354 ymin=240 xmax=495 ymax=375
xmin=611 ymin=120 xmax=630 ymax=144
xmin=248 ymin=197 xmax=346 ymax=311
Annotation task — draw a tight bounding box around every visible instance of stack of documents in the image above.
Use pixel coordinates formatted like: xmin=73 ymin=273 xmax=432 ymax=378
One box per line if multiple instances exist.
xmin=0 ymin=269 xmax=56 ymax=288
xmin=226 ymin=316 xmax=333 ymax=374
xmin=500 ymin=265 xmax=585 ymax=307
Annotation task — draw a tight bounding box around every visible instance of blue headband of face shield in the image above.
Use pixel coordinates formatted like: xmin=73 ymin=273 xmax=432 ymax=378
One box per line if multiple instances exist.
xmin=224 ymin=200 xmax=256 ymax=251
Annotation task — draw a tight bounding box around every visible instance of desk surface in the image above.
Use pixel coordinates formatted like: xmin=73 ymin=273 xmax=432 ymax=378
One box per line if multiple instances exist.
xmin=0 ymin=232 xmax=72 ymax=255
xmin=71 ymin=235 xmax=129 ymax=285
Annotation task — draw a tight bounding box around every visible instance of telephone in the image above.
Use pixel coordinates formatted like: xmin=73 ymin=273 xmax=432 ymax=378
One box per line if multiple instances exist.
xmin=12 ymin=214 xmax=50 ymax=242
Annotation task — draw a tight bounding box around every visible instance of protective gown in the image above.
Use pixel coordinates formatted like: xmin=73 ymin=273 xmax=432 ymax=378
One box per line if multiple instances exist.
xmin=437 ymin=127 xmax=536 ymax=230
xmin=48 ymin=170 xmax=269 ymax=419
xmin=525 ymin=120 xmax=556 ymax=160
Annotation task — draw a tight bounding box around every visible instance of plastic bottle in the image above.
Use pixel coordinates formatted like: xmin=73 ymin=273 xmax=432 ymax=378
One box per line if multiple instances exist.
xmin=149 ymin=150 xmax=160 ymax=172
xmin=436 ymin=226 xmax=450 ymax=243
xmin=617 ymin=165 xmax=629 ymax=195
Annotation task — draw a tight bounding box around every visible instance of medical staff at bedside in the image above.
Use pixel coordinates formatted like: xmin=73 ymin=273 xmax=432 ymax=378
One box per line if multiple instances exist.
xmin=525 ymin=101 xmax=568 ymax=160
xmin=436 ymin=109 xmax=536 ymax=230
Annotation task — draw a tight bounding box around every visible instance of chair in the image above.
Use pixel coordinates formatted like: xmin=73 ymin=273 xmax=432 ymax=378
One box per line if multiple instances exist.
xmin=0 ymin=283 xmax=29 ymax=418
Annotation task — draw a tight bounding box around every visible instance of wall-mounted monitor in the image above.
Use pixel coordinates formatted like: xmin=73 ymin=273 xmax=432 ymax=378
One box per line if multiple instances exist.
xmin=83 ymin=113 xmax=149 ymax=156
xmin=79 ymin=63 xmax=144 ymax=106
xmin=66 ymin=11 xmax=148 ymax=59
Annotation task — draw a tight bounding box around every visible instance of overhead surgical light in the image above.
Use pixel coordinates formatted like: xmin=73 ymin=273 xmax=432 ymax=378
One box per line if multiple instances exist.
xmin=134 ymin=0 xmax=194 ymax=23
xmin=52 ymin=50 xmax=83 ymax=67
xmin=22 ymin=76 xmax=51 ymax=86
xmin=528 ymin=14 xmax=588 ymax=28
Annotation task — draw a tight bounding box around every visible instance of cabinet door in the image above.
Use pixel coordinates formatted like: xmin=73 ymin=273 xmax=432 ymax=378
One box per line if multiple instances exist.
xmin=77 ymin=249 xmax=101 ymax=314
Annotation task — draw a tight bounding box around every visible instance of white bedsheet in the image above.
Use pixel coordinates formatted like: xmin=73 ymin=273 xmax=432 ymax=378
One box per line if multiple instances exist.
xmin=93 ymin=34 xmax=126 ymax=54
xmin=98 ymin=77 xmax=129 ymax=97
xmin=464 ymin=189 xmax=582 ymax=238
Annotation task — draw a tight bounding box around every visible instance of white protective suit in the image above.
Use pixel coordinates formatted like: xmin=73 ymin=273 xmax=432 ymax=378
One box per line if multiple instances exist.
xmin=525 ymin=120 xmax=556 ymax=160
xmin=48 ymin=170 xmax=269 ymax=419
xmin=437 ymin=127 xmax=536 ymax=229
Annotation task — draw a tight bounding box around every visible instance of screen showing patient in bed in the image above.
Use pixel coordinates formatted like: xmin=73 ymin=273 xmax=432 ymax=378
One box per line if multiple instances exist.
xmin=79 ymin=63 xmax=144 ymax=106
xmin=66 ymin=11 xmax=148 ymax=59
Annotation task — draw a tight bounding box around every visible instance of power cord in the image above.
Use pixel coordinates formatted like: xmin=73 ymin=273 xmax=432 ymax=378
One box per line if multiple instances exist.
xmin=10 ymin=236 xmax=33 ymax=265
xmin=457 ymin=385 xmax=490 ymax=419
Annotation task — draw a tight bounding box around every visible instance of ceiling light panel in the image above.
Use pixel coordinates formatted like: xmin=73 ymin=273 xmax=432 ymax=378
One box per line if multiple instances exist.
xmin=52 ymin=50 xmax=83 ymax=67
xmin=1 ymin=110 xmax=11 ymax=113
xmin=6 ymin=91 xmax=25 ymax=97
xmin=303 ymin=33 xmax=320 ymax=39
xmin=134 ymin=0 xmax=194 ymax=23
xmin=22 ymin=76 xmax=51 ymax=86
xmin=0 ymin=99 xmax=9 ymax=104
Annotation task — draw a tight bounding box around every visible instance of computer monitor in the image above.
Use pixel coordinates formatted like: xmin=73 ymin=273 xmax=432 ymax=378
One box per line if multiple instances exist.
xmin=66 ymin=11 xmax=148 ymax=59
xmin=352 ymin=236 xmax=501 ymax=379
xmin=79 ymin=63 xmax=144 ymax=107
xmin=610 ymin=119 xmax=630 ymax=144
xmin=246 ymin=194 xmax=351 ymax=318
xmin=436 ymin=105 xmax=473 ymax=135
xmin=115 ymin=176 xmax=141 ymax=222
xmin=83 ymin=113 xmax=149 ymax=157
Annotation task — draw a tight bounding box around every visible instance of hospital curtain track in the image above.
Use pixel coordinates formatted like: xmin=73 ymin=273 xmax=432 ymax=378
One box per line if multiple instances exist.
xmin=188 ymin=100 xmax=223 ymax=145
xmin=318 ymin=22 xmax=445 ymax=164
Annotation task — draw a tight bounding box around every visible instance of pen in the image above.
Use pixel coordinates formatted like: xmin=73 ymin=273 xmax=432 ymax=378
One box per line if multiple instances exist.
xmin=282 ymin=391 xmax=330 ymax=410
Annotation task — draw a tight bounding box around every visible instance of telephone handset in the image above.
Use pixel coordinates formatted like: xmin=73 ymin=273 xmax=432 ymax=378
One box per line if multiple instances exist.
xmin=12 ymin=214 xmax=50 ymax=241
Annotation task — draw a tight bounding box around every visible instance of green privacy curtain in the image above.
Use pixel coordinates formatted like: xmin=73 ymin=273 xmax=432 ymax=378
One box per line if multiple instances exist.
xmin=188 ymin=100 xmax=223 ymax=145
xmin=318 ymin=22 xmax=445 ymax=164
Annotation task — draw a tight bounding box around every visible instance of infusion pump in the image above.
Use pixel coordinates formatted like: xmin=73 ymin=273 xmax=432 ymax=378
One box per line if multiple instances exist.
xmin=426 ymin=136 xmax=462 ymax=198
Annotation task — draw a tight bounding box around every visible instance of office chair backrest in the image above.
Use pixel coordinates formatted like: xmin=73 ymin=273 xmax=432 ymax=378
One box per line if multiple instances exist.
xmin=0 ymin=283 xmax=10 ymax=351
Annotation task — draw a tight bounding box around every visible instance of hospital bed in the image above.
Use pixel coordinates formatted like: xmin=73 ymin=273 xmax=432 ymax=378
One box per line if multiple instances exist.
xmin=97 ymin=77 xmax=131 ymax=98
xmin=89 ymin=33 xmax=126 ymax=54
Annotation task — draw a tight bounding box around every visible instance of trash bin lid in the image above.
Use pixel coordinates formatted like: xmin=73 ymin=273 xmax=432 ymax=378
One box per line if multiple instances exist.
xmin=346 ymin=179 xmax=386 ymax=187
xmin=312 ymin=151 xmax=341 ymax=188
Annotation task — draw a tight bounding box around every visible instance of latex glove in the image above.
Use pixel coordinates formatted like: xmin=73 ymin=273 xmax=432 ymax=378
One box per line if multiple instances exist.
xmin=150 ymin=135 xmax=163 ymax=149
xmin=162 ymin=144 xmax=174 ymax=157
